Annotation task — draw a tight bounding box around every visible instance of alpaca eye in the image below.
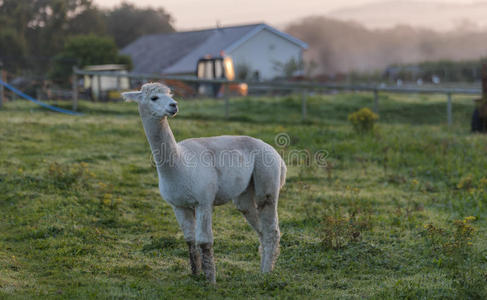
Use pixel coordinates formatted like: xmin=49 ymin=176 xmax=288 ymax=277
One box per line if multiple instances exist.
xmin=150 ymin=96 xmax=159 ymax=101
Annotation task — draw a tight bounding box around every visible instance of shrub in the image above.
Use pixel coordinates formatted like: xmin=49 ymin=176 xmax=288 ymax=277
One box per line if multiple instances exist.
xmin=320 ymin=207 xmax=373 ymax=250
xmin=423 ymin=216 xmax=476 ymax=260
xmin=49 ymin=34 xmax=132 ymax=85
xmin=422 ymin=217 xmax=486 ymax=298
xmin=348 ymin=107 xmax=379 ymax=133
xmin=456 ymin=174 xmax=473 ymax=190
xmin=47 ymin=162 xmax=89 ymax=189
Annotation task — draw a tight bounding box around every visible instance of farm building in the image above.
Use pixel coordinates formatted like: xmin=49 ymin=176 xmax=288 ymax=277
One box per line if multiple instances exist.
xmin=121 ymin=23 xmax=308 ymax=80
xmin=83 ymin=64 xmax=130 ymax=101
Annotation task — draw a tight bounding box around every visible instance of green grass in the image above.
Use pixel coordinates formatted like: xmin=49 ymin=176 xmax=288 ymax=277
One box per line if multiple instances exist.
xmin=0 ymin=93 xmax=486 ymax=299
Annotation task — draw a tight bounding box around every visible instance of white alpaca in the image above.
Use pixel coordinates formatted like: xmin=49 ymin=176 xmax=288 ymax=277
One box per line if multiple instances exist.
xmin=122 ymin=83 xmax=286 ymax=283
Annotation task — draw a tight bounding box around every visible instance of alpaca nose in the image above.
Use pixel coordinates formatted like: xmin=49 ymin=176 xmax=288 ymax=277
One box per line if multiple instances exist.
xmin=169 ymin=102 xmax=178 ymax=109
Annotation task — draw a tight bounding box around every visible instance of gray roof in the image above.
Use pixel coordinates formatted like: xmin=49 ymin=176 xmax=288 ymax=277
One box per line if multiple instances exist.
xmin=121 ymin=23 xmax=308 ymax=75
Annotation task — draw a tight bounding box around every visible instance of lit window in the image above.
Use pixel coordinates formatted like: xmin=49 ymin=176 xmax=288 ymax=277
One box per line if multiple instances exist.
xmin=223 ymin=57 xmax=235 ymax=80
xmin=215 ymin=60 xmax=223 ymax=78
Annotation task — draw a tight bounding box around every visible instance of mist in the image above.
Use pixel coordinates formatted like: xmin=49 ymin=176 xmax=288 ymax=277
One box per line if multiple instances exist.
xmin=286 ymin=16 xmax=487 ymax=75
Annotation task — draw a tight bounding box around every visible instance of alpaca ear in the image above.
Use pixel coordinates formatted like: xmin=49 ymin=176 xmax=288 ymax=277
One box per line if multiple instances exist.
xmin=122 ymin=91 xmax=142 ymax=103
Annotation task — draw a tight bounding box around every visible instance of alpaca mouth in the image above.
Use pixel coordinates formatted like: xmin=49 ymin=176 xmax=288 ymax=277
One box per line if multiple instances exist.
xmin=167 ymin=109 xmax=178 ymax=116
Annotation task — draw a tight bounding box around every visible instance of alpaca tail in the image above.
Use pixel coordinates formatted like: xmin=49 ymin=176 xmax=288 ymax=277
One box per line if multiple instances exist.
xmin=279 ymin=159 xmax=287 ymax=188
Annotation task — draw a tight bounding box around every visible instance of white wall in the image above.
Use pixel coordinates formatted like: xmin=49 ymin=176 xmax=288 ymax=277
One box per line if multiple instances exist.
xmin=83 ymin=71 xmax=130 ymax=100
xmin=229 ymin=29 xmax=303 ymax=80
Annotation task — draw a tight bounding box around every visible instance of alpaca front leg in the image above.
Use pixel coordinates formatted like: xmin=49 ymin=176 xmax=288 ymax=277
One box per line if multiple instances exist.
xmin=199 ymin=242 xmax=215 ymax=283
xmin=195 ymin=205 xmax=215 ymax=283
xmin=187 ymin=241 xmax=202 ymax=275
xmin=173 ymin=207 xmax=201 ymax=275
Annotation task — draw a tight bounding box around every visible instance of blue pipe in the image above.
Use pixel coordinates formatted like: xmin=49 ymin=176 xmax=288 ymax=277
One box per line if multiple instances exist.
xmin=0 ymin=79 xmax=82 ymax=116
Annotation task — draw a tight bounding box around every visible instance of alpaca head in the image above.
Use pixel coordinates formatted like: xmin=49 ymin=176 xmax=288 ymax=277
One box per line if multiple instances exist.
xmin=122 ymin=83 xmax=178 ymax=119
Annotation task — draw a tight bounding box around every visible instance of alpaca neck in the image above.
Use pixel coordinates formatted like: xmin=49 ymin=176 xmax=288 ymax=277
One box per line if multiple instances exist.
xmin=141 ymin=116 xmax=180 ymax=171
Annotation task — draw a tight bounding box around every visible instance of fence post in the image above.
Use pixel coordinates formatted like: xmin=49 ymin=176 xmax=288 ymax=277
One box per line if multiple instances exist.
xmin=447 ymin=93 xmax=452 ymax=126
xmin=301 ymin=89 xmax=307 ymax=121
xmin=96 ymin=75 xmax=101 ymax=102
xmin=224 ymin=83 xmax=229 ymax=119
xmin=373 ymin=89 xmax=379 ymax=114
xmin=72 ymin=72 xmax=78 ymax=111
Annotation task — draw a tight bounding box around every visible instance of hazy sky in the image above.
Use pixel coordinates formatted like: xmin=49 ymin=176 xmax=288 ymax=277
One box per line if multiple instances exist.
xmin=94 ymin=0 xmax=480 ymax=30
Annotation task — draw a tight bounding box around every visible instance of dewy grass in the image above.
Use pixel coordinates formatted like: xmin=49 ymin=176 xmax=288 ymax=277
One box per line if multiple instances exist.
xmin=0 ymin=92 xmax=486 ymax=298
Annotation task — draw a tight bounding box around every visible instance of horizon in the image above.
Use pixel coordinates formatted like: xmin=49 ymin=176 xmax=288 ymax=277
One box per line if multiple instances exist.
xmin=94 ymin=0 xmax=482 ymax=30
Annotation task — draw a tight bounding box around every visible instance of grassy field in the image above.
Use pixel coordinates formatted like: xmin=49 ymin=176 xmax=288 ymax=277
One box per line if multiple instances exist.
xmin=0 ymin=93 xmax=486 ymax=299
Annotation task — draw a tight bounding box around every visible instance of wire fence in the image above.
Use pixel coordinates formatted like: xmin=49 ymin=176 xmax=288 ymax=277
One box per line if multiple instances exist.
xmin=72 ymin=68 xmax=482 ymax=126
xmin=0 ymin=67 xmax=481 ymax=126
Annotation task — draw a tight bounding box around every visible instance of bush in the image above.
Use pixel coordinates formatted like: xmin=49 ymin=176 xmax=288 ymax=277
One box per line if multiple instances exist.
xmin=348 ymin=107 xmax=379 ymax=133
xmin=46 ymin=162 xmax=96 ymax=190
xmin=423 ymin=216 xmax=477 ymax=261
xmin=48 ymin=162 xmax=87 ymax=189
xmin=422 ymin=217 xmax=486 ymax=298
xmin=320 ymin=207 xmax=373 ymax=249
xmin=49 ymin=34 xmax=132 ymax=85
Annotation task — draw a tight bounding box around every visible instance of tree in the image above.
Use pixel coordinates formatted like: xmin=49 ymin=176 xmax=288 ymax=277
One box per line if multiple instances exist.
xmin=0 ymin=0 xmax=101 ymax=73
xmin=0 ymin=28 xmax=27 ymax=72
xmin=49 ymin=34 xmax=132 ymax=84
xmin=0 ymin=0 xmax=36 ymax=72
xmin=273 ymin=58 xmax=303 ymax=79
xmin=67 ymin=7 xmax=107 ymax=36
xmin=0 ymin=0 xmax=174 ymax=75
xmin=105 ymin=2 xmax=175 ymax=48
xmin=27 ymin=0 xmax=98 ymax=72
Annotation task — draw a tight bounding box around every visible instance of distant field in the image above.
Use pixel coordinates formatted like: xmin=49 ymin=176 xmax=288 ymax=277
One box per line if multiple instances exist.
xmin=1 ymin=93 xmax=486 ymax=298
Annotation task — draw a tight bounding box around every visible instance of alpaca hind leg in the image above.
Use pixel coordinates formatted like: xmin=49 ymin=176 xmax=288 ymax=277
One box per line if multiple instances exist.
xmin=195 ymin=205 xmax=216 ymax=283
xmin=252 ymin=155 xmax=282 ymax=273
xmin=173 ymin=207 xmax=201 ymax=275
xmin=256 ymin=193 xmax=280 ymax=273
xmin=234 ymin=184 xmax=262 ymax=240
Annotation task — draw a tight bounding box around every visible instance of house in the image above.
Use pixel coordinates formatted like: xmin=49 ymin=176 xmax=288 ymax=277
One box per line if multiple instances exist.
xmin=121 ymin=23 xmax=308 ymax=80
